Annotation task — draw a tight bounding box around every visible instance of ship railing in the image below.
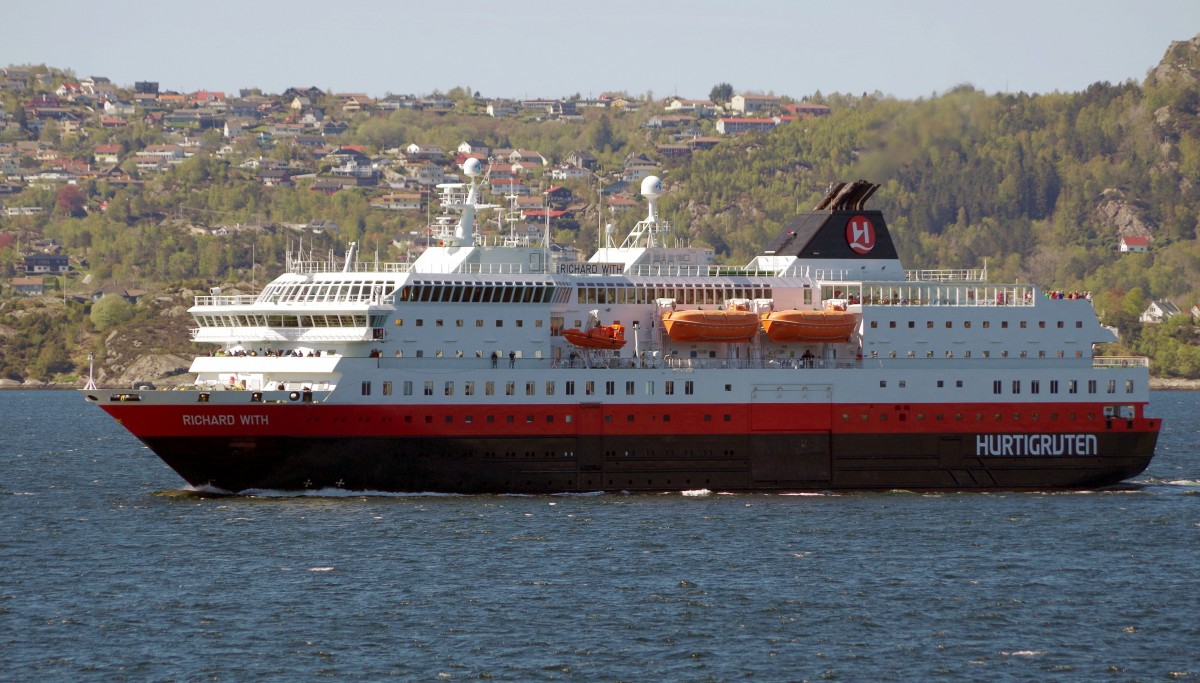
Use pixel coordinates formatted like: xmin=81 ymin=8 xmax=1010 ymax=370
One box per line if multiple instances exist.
xmin=290 ymin=260 xmax=413 ymax=274
xmin=625 ymin=264 xmax=780 ymax=278
xmin=1093 ymin=356 xmax=1149 ymax=368
xmin=193 ymin=294 xmax=260 ymax=306
xmin=190 ymin=328 xmax=375 ymax=342
xmin=858 ymin=282 xmax=1036 ymax=307
xmin=905 ymin=268 xmax=988 ymax=282
xmin=370 ymin=356 xmax=866 ymax=371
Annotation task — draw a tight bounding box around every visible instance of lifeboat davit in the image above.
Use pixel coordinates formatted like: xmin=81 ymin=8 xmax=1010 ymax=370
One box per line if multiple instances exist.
xmin=760 ymin=309 xmax=860 ymax=342
xmin=661 ymin=310 xmax=760 ymax=342
xmin=562 ymin=324 xmax=627 ymax=349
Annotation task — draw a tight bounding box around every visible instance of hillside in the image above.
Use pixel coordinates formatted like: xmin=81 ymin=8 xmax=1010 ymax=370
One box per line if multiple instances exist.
xmin=2 ymin=36 xmax=1200 ymax=384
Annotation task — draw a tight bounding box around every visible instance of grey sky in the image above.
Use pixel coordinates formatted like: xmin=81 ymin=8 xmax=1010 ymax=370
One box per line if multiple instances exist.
xmin=3 ymin=0 xmax=1197 ymax=99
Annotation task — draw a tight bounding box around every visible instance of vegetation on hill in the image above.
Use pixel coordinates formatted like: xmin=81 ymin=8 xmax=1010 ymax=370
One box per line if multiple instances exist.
xmin=2 ymin=36 xmax=1200 ymax=383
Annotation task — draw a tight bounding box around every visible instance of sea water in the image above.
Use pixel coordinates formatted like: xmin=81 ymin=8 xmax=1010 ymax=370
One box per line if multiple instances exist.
xmin=2 ymin=390 xmax=1197 ymax=681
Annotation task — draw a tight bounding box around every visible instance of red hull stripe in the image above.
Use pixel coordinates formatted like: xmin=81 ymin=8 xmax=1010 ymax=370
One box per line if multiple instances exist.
xmin=103 ymin=401 xmax=1159 ymax=439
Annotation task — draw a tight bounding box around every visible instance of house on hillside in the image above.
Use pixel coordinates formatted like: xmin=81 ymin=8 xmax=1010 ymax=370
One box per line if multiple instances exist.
xmin=91 ymin=284 xmax=146 ymax=304
xmin=12 ymin=276 xmax=45 ymax=296
xmin=730 ymin=94 xmax=781 ymax=114
xmin=1139 ymin=300 xmax=1181 ymax=324
xmin=24 ymin=254 xmax=70 ymax=274
xmin=1119 ymin=235 xmax=1150 ymax=253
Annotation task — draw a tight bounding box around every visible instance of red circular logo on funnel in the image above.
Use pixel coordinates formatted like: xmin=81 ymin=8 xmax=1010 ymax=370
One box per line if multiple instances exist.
xmin=846 ymin=215 xmax=876 ymax=254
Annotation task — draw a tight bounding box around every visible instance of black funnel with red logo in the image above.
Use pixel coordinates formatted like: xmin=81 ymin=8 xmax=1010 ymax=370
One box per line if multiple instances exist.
xmin=762 ymin=181 xmax=898 ymax=260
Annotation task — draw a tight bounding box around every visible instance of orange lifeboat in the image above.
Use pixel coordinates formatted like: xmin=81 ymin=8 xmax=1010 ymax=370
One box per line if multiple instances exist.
xmin=661 ymin=310 xmax=760 ymax=342
xmin=760 ymin=309 xmax=859 ymax=342
xmin=562 ymin=324 xmax=627 ymax=350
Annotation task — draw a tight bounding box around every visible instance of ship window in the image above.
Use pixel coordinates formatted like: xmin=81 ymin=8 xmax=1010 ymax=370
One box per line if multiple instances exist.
xmin=1002 ymin=321 xmax=1009 ymax=329
xmin=445 ymin=382 xmax=454 ymax=396
xmin=1075 ymin=350 xmax=1084 ymax=358
xmin=456 ymin=319 xmax=463 ymax=327
xmin=423 ymin=381 xmax=433 ymax=396
xmin=983 ymin=321 xmax=990 ymax=328
xmin=362 ymin=381 xmax=371 ymax=396
xmin=436 ymin=320 xmax=444 ymax=327
xmin=527 ymin=382 xmax=536 ymax=396
xmin=435 ymin=350 xmax=444 ymax=358
xmin=545 ymin=381 xmax=555 ymax=396
xmin=899 ymin=380 xmax=906 ymax=388
xmin=626 ymin=381 xmax=635 ymax=395
xmin=964 ymin=351 xmax=971 ymax=358
xmin=383 ymin=381 xmax=393 ymax=396
xmin=505 ymin=382 xmax=515 ymax=396
xmin=945 ymin=321 xmax=952 ymax=328
xmin=937 ymin=380 xmax=944 ymax=388
xmin=1012 ymin=380 xmax=1020 ymax=394
xmin=1020 ymin=321 xmax=1027 ymax=328
xmin=993 ymin=380 xmax=1002 ymax=394
xmin=486 ymin=381 xmax=495 ymax=396
xmin=908 ymin=321 xmax=915 ymax=328
xmin=663 ymin=414 xmax=671 ymax=423
xmin=1076 ymin=321 xmax=1083 ymax=328
xmin=1031 ymin=380 xmax=1040 ymax=394
xmin=870 ymin=321 xmax=878 ymax=328
xmin=685 ymin=381 xmax=694 ymax=395
xmin=880 ymin=380 xmax=886 ymax=388
xmin=605 ymin=381 xmax=615 ymax=395
xmin=465 ymin=382 xmax=475 ymax=396
xmin=476 ymin=320 xmax=484 ymax=327
xmin=725 ymin=384 xmax=732 ymax=392
xmin=1126 ymin=380 xmax=1134 ymax=393
xmin=1088 ymin=380 xmax=1097 ymax=394
xmin=403 ymin=381 xmax=413 ymax=395
xmin=646 ymin=381 xmax=655 ymax=395
xmin=1068 ymin=380 xmax=1077 ymax=394
xmin=496 ymin=320 xmax=503 ymax=327
xmin=889 ymin=321 xmax=896 ymax=328
xmin=1039 ymin=321 xmax=1046 ymax=328
xmin=1107 ymin=379 xmax=1116 ymax=394
xmin=585 ymin=381 xmax=595 ymax=395
xmin=665 ymin=381 xmax=675 ymax=395
xmin=416 ymin=319 xmax=424 ymax=327
xmin=964 ymin=321 xmax=971 ymax=328
xmin=956 ymin=380 xmax=963 ymax=388
xmin=725 ymin=414 xmax=732 ymax=422
xmin=566 ymin=381 xmax=575 ymax=395
xmin=516 ymin=320 xmax=524 ymax=328
xmin=1050 ymin=380 xmax=1058 ymax=393
xmin=1020 ymin=350 xmax=1027 ymax=358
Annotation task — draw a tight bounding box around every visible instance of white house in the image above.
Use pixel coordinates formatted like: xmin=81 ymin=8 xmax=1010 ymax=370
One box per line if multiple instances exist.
xmin=1119 ymin=235 xmax=1150 ymax=253
xmin=1139 ymin=300 xmax=1181 ymax=323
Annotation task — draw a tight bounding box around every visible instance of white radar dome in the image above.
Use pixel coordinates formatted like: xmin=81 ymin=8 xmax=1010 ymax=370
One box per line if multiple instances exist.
xmin=641 ymin=175 xmax=663 ymax=199
xmin=463 ymin=157 xmax=482 ymax=177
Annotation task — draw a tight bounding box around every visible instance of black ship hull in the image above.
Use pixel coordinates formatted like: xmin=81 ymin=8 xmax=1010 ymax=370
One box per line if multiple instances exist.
xmin=140 ymin=431 xmax=1158 ymax=494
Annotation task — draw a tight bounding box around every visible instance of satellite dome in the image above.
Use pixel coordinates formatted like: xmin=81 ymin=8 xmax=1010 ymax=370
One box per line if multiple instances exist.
xmin=641 ymin=175 xmax=663 ymax=199
xmin=463 ymin=157 xmax=482 ymax=177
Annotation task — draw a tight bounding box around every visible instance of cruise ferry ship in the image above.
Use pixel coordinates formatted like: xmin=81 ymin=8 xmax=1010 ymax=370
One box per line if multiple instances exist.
xmin=83 ymin=162 xmax=1160 ymax=493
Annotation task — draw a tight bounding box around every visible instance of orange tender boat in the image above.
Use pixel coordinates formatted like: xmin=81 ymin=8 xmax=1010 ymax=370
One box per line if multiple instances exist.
xmin=562 ymin=324 xmax=627 ymax=349
xmin=661 ymin=310 xmax=760 ymax=342
xmin=760 ymin=309 xmax=860 ymax=342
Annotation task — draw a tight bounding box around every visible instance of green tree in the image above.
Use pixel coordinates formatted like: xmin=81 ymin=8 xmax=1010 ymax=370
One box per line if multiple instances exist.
xmin=90 ymin=294 xmax=134 ymax=331
xmin=709 ymin=82 xmax=734 ymax=105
